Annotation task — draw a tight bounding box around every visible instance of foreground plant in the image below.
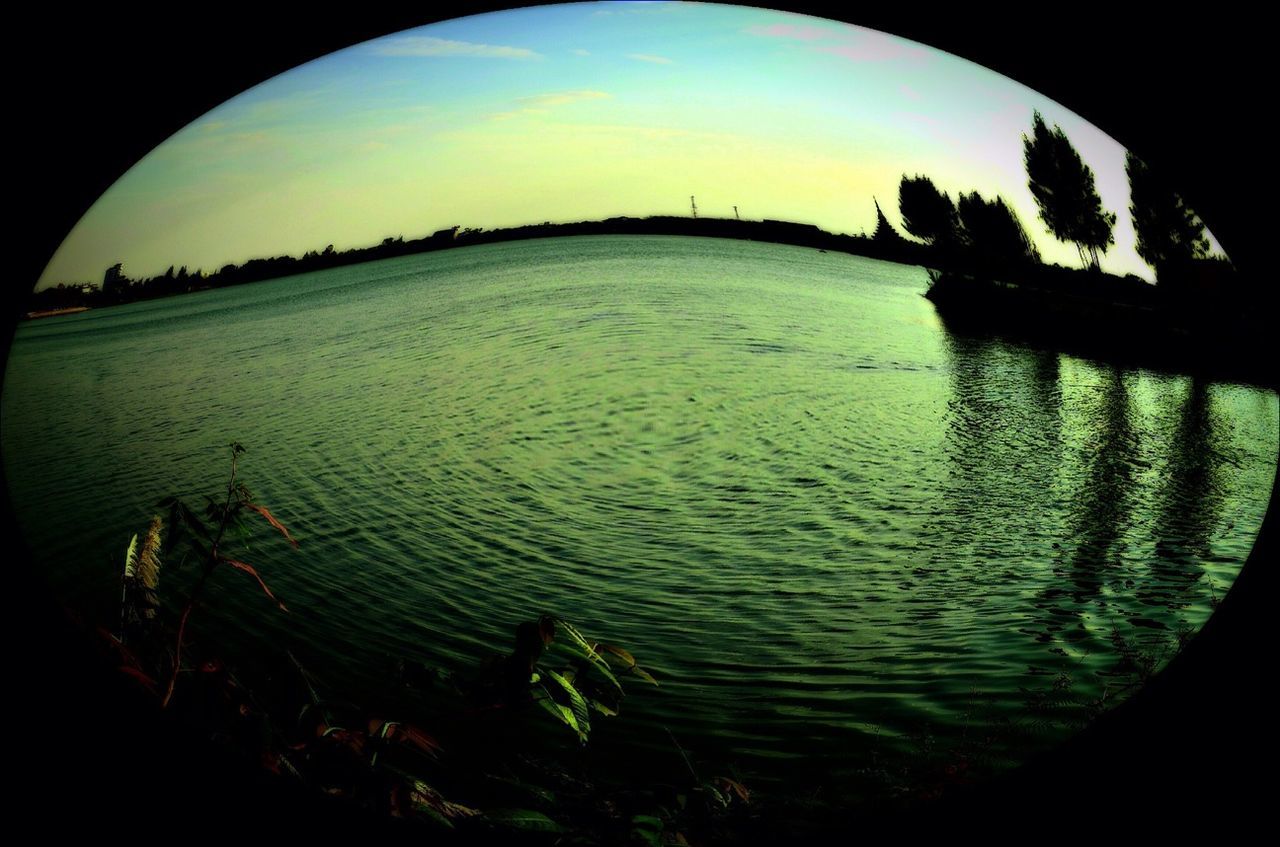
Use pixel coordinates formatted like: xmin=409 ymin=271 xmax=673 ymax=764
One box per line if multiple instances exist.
xmin=157 ymin=441 xmax=298 ymax=707
xmin=97 ymin=444 xmax=764 ymax=842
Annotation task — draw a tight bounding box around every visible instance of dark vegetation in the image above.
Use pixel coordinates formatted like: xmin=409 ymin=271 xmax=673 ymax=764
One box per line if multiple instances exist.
xmin=904 ymin=113 xmax=1272 ymax=388
xmin=25 ymin=216 xmax=924 ymax=318
xmin=97 ymin=443 xmax=777 ymax=846
xmin=62 ymin=441 xmax=1217 ymax=845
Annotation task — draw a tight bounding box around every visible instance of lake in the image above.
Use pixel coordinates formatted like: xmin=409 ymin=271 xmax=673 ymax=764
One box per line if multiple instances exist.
xmin=3 ymin=235 xmax=1276 ymax=793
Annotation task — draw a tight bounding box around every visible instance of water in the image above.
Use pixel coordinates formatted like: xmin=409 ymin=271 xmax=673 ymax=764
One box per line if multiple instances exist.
xmin=3 ymin=235 xmax=1276 ymax=791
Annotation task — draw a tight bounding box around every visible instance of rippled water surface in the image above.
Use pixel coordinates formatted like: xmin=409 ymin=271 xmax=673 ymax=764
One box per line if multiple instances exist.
xmin=4 ymin=236 xmax=1276 ymax=787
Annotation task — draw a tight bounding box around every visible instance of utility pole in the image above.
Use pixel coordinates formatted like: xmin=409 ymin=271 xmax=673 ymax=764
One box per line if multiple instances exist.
xmin=734 ymin=205 xmax=739 ymax=221
xmin=690 ymin=195 xmax=698 ymax=219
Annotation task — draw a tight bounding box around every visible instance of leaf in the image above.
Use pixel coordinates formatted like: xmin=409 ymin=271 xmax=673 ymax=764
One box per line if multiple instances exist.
xmin=244 ymin=502 xmax=299 ymax=548
xmin=715 ymin=776 xmax=751 ymax=804
xmin=700 ymin=782 xmax=729 ymax=810
xmin=534 ymin=690 xmax=580 ymax=736
xmin=410 ymin=779 xmax=479 ymax=821
xmin=123 ymin=534 xmax=139 ymax=580
xmin=630 ymin=815 xmax=663 ymax=847
xmin=589 ymin=700 xmax=618 ymax=717
xmin=544 ymin=669 xmax=591 ymax=738
xmin=557 ymin=639 xmax=624 ymax=694
xmin=537 ymin=614 xmax=556 ymax=645
xmin=160 ymin=496 xmax=212 ymax=549
xmin=220 ymin=557 xmax=288 ymax=611
xmin=483 ymin=808 xmax=565 ymax=833
xmin=135 ymin=516 xmax=163 ymax=591
xmin=629 ymin=666 xmax=659 ymax=686
xmin=598 ymin=644 xmax=637 ymax=668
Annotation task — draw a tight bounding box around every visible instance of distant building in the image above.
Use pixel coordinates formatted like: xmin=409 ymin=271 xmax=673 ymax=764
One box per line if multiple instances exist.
xmin=432 ymin=226 xmax=460 ymax=242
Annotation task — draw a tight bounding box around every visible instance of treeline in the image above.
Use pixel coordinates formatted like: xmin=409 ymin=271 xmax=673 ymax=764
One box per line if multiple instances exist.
xmin=26 ymin=215 xmax=929 ymax=316
xmin=900 ymin=111 xmax=1246 ymax=306
xmin=28 ymin=227 xmax=475 ymax=314
xmin=909 ymin=111 xmax=1270 ymax=386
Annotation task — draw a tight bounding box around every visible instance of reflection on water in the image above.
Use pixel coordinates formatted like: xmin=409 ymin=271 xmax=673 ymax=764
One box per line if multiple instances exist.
xmin=1064 ymin=367 xmax=1136 ymax=618
xmin=1145 ymin=380 xmax=1228 ymax=605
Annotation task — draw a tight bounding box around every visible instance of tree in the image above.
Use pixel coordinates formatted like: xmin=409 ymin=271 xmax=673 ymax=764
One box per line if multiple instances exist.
xmin=1126 ymin=152 xmax=1209 ymax=280
xmin=898 ymin=174 xmax=960 ymax=246
xmin=1023 ymin=111 xmax=1116 ymax=271
xmin=956 ymin=191 xmax=1041 ymax=268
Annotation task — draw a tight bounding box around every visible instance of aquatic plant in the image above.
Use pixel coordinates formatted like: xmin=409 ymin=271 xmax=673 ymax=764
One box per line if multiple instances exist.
xmin=156 ymin=442 xmax=297 ymax=707
xmin=121 ymin=514 xmax=163 ymax=633
xmin=530 ymin=615 xmax=659 ymax=743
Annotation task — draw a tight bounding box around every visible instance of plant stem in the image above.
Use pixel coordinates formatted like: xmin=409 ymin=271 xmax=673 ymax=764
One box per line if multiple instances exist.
xmin=160 ymin=447 xmax=241 ymax=709
xmin=665 ymin=726 xmax=699 ymax=783
xmin=161 ymin=565 xmax=211 ymax=708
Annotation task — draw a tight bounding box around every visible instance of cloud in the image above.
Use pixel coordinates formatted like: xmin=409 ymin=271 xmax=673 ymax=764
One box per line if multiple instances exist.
xmin=627 ymin=53 xmax=674 ymax=65
xmin=745 ymin=22 xmax=929 ymax=64
xmin=572 ymin=48 xmax=591 ymax=56
xmin=488 ymin=90 xmax=610 ymax=122
xmin=373 ymin=35 xmax=540 ymax=60
xmin=489 ymin=108 xmax=550 ymax=121
xmin=518 ymin=90 xmax=610 ymax=108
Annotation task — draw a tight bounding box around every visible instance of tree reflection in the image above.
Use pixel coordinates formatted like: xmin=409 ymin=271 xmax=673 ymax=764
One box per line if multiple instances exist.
xmin=1034 ymin=365 xmax=1138 ymax=648
xmin=1139 ymin=379 xmax=1230 ymax=611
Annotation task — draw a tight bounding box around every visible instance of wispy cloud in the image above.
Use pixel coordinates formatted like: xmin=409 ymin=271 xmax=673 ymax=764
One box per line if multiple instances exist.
xmin=572 ymin=48 xmax=591 ymax=56
xmin=373 ymin=35 xmax=541 ymax=60
xmin=488 ymin=90 xmax=611 ymax=122
xmin=746 ymin=23 xmax=929 ymax=64
xmin=627 ymin=53 xmax=674 ymax=65
xmin=520 ymin=90 xmax=610 ymax=108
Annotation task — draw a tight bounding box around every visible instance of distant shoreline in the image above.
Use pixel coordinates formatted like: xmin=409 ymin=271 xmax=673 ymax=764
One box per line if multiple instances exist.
xmin=28 ymin=215 xmax=931 ymax=313
xmin=24 ymin=306 xmax=90 ymax=320
xmin=23 ymin=216 xmax=1270 ymax=389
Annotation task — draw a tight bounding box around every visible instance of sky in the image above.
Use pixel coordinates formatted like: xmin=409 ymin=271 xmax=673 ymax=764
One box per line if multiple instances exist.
xmin=35 ymin=1 xmax=1222 ymax=290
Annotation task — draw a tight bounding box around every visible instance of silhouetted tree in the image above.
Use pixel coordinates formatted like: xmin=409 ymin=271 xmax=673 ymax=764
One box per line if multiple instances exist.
xmin=1125 ymin=152 xmax=1209 ymax=281
xmin=957 ymin=191 xmax=1040 ymax=267
xmin=1023 ymin=112 xmax=1116 ymax=271
xmin=898 ymin=174 xmax=960 ymax=246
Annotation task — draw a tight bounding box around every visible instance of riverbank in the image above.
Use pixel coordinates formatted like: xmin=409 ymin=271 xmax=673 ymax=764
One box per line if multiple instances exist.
xmin=924 ymin=269 xmax=1275 ymax=389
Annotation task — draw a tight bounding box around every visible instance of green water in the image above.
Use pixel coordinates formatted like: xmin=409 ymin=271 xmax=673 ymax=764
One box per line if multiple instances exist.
xmin=3 ymin=235 xmax=1276 ymax=789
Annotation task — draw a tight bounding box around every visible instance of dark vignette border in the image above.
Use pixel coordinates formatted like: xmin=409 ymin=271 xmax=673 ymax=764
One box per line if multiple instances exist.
xmin=8 ymin=3 xmax=1274 ymax=840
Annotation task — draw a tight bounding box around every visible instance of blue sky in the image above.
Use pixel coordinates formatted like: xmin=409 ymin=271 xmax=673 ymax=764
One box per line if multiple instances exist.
xmin=35 ymin=1 xmax=1220 ymax=289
